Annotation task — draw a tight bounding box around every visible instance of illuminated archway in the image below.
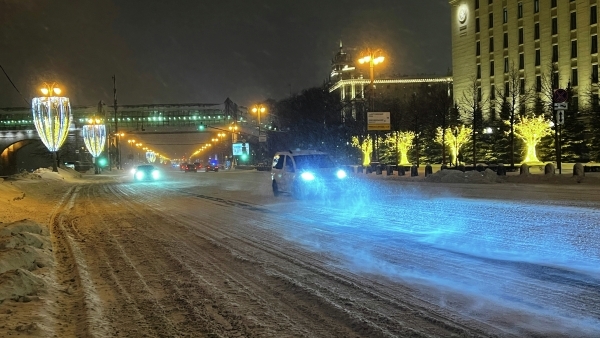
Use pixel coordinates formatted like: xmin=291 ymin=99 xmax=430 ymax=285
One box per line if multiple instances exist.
xmin=0 ymin=139 xmax=40 ymax=176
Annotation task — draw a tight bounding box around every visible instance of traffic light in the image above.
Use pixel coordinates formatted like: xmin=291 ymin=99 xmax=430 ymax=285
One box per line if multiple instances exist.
xmin=97 ymin=157 xmax=108 ymax=167
xmin=198 ymin=123 xmax=205 ymax=131
xmin=241 ymin=143 xmax=248 ymax=161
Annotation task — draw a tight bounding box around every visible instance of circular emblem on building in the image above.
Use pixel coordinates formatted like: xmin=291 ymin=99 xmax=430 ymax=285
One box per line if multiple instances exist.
xmin=458 ymin=6 xmax=468 ymax=24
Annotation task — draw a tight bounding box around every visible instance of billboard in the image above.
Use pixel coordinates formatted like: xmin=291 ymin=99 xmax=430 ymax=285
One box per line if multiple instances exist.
xmin=232 ymin=142 xmax=250 ymax=156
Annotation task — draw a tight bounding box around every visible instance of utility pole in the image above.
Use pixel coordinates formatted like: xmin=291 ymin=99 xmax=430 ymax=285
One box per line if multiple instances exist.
xmin=113 ymin=75 xmax=120 ymax=169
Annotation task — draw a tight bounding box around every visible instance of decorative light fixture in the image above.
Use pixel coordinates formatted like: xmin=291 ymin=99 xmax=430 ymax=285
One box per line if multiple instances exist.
xmin=146 ymin=151 xmax=156 ymax=163
xmin=82 ymin=117 xmax=106 ymax=174
xmin=31 ymin=82 xmax=72 ymax=172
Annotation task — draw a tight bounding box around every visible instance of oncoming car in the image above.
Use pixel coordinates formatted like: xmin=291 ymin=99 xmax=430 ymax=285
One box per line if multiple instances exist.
xmin=271 ymin=150 xmax=351 ymax=199
xmin=132 ymin=165 xmax=161 ymax=181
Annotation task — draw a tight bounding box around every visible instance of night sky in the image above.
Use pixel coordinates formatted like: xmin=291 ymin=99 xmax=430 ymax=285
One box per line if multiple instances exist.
xmin=0 ymin=0 xmax=452 ymax=108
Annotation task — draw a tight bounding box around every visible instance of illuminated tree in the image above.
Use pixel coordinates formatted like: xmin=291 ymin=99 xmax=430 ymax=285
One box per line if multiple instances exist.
xmin=435 ymin=125 xmax=472 ymax=166
xmin=512 ymin=115 xmax=552 ymax=163
xmin=351 ymin=135 xmax=373 ymax=166
xmin=495 ymin=61 xmax=535 ymax=169
xmin=386 ymin=131 xmax=415 ymax=165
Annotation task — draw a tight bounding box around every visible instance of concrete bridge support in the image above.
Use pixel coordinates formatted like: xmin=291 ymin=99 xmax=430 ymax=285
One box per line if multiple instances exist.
xmin=0 ymin=139 xmax=36 ymax=176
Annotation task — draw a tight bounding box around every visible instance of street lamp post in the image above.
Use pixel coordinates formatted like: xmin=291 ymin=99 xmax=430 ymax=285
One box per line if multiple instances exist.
xmin=32 ymin=82 xmax=72 ymax=172
xmin=229 ymin=123 xmax=238 ymax=168
xmin=358 ymin=49 xmax=384 ymax=164
xmin=252 ymin=104 xmax=267 ymax=163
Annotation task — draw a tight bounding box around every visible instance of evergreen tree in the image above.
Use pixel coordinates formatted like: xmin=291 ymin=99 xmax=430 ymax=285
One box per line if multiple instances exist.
xmin=560 ymin=83 xmax=590 ymax=162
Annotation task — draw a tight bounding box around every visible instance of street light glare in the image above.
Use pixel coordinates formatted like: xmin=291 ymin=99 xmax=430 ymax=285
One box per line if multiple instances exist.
xmin=40 ymin=88 xmax=49 ymax=95
xmin=53 ymin=87 xmax=62 ymax=95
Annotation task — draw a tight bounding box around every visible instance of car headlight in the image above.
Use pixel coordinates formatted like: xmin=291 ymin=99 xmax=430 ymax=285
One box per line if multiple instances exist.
xmin=300 ymin=172 xmax=315 ymax=181
xmin=131 ymin=168 xmax=136 ymax=174
xmin=135 ymin=171 xmax=145 ymax=180
xmin=152 ymin=170 xmax=160 ymax=179
xmin=336 ymin=169 xmax=347 ymax=179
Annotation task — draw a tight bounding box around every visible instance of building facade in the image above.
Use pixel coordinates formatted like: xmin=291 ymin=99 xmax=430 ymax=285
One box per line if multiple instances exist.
xmin=328 ymin=42 xmax=452 ymax=123
xmin=449 ymin=0 xmax=600 ymax=117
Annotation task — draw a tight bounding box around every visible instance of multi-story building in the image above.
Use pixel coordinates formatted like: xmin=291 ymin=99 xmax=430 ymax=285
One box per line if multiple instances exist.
xmin=328 ymin=42 xmax=452 ymax=123
xmin=449 ymin=0 xmax=600 ymax=117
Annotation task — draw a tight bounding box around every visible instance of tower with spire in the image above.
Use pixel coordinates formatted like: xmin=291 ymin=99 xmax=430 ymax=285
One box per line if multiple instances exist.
xmin=329 ymin=41 xmax=358 ymax=83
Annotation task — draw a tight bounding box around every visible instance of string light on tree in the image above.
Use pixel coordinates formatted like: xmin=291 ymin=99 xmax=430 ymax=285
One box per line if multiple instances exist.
xmin=512 ymin=115 xmax=552 ymax=164
xmin=386 ymin=131 xmax=416 ymax=165
xmin=351 ymin=135 xmax=376 ymax=167
xmin=435 ymin=126 xmax=472 ymax=166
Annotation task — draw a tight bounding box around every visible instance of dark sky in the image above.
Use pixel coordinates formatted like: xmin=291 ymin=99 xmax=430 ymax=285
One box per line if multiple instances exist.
xmin=0 ymin=0 xmax=452 ymax=108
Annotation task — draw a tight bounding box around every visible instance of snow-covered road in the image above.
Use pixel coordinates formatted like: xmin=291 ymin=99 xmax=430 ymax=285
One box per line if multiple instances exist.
xmin=2 ymin=169 xmax=600 ymax=337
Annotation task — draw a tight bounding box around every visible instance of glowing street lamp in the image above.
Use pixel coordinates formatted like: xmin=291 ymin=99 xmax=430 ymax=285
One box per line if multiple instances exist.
xmin=358 ymin=48 xmax=385 ymax=111
xmin=358 ymin=48 xmax=385 ymax=163
xmin=228 ymin=123 xmax=239 ymax=167
xmin=252 ymin=104 xmax=267 ymax=162
xmin=82 ymin=116 xmax=106 ymax=174
xmin=32 ymin=82 xmax=72 ymax=172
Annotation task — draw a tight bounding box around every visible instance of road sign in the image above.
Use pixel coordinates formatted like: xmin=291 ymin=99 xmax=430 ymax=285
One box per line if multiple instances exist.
xmin=232 ymin=142 xmax=250 ymax=156
xmin=554 ymin=102 xmax=568 ymax=110
xmin=556 ymin=110 xmax=565 ymax=125
xmin=553 ymin=89 xmax=568 ymax=103
xmin=367 ymin=112 xmax=390 ymax=131
xmin=368 ymin=124 xmax=392 ymax=131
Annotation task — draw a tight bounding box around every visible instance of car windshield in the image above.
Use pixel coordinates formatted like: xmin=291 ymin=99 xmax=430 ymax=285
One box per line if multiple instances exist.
xmin=293 ymin=155 xmax=335 ymax=170
xmin=138 ymin=165 xmax=155 ymax=171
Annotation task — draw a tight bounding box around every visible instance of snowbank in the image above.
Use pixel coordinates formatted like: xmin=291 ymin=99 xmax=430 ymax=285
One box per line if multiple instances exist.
xmin=0 ymin=219 xmax=52 ymax=304
xmin=424 ymin=169 xmax=500 ymax=184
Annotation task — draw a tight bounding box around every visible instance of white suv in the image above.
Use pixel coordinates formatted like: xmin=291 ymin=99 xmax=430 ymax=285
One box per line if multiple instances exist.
xmin=271 ymin=150 xmax=351 ymax=199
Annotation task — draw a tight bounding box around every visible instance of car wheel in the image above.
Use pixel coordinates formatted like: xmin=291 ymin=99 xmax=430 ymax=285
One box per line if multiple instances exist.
xmin=272 ymin=180 xmax=280 ymax=197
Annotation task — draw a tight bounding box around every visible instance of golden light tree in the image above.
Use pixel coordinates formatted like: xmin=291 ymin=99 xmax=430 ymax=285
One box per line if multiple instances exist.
xmin=351 ymin=135 xmax=373 ymax=166
xmin=435 ymin=125 xmax=472 ymax=166
xmin=512 ymin=115 xmax=552 ymax=163
xmin=386 ymin=131 xmax=415 ymax=165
